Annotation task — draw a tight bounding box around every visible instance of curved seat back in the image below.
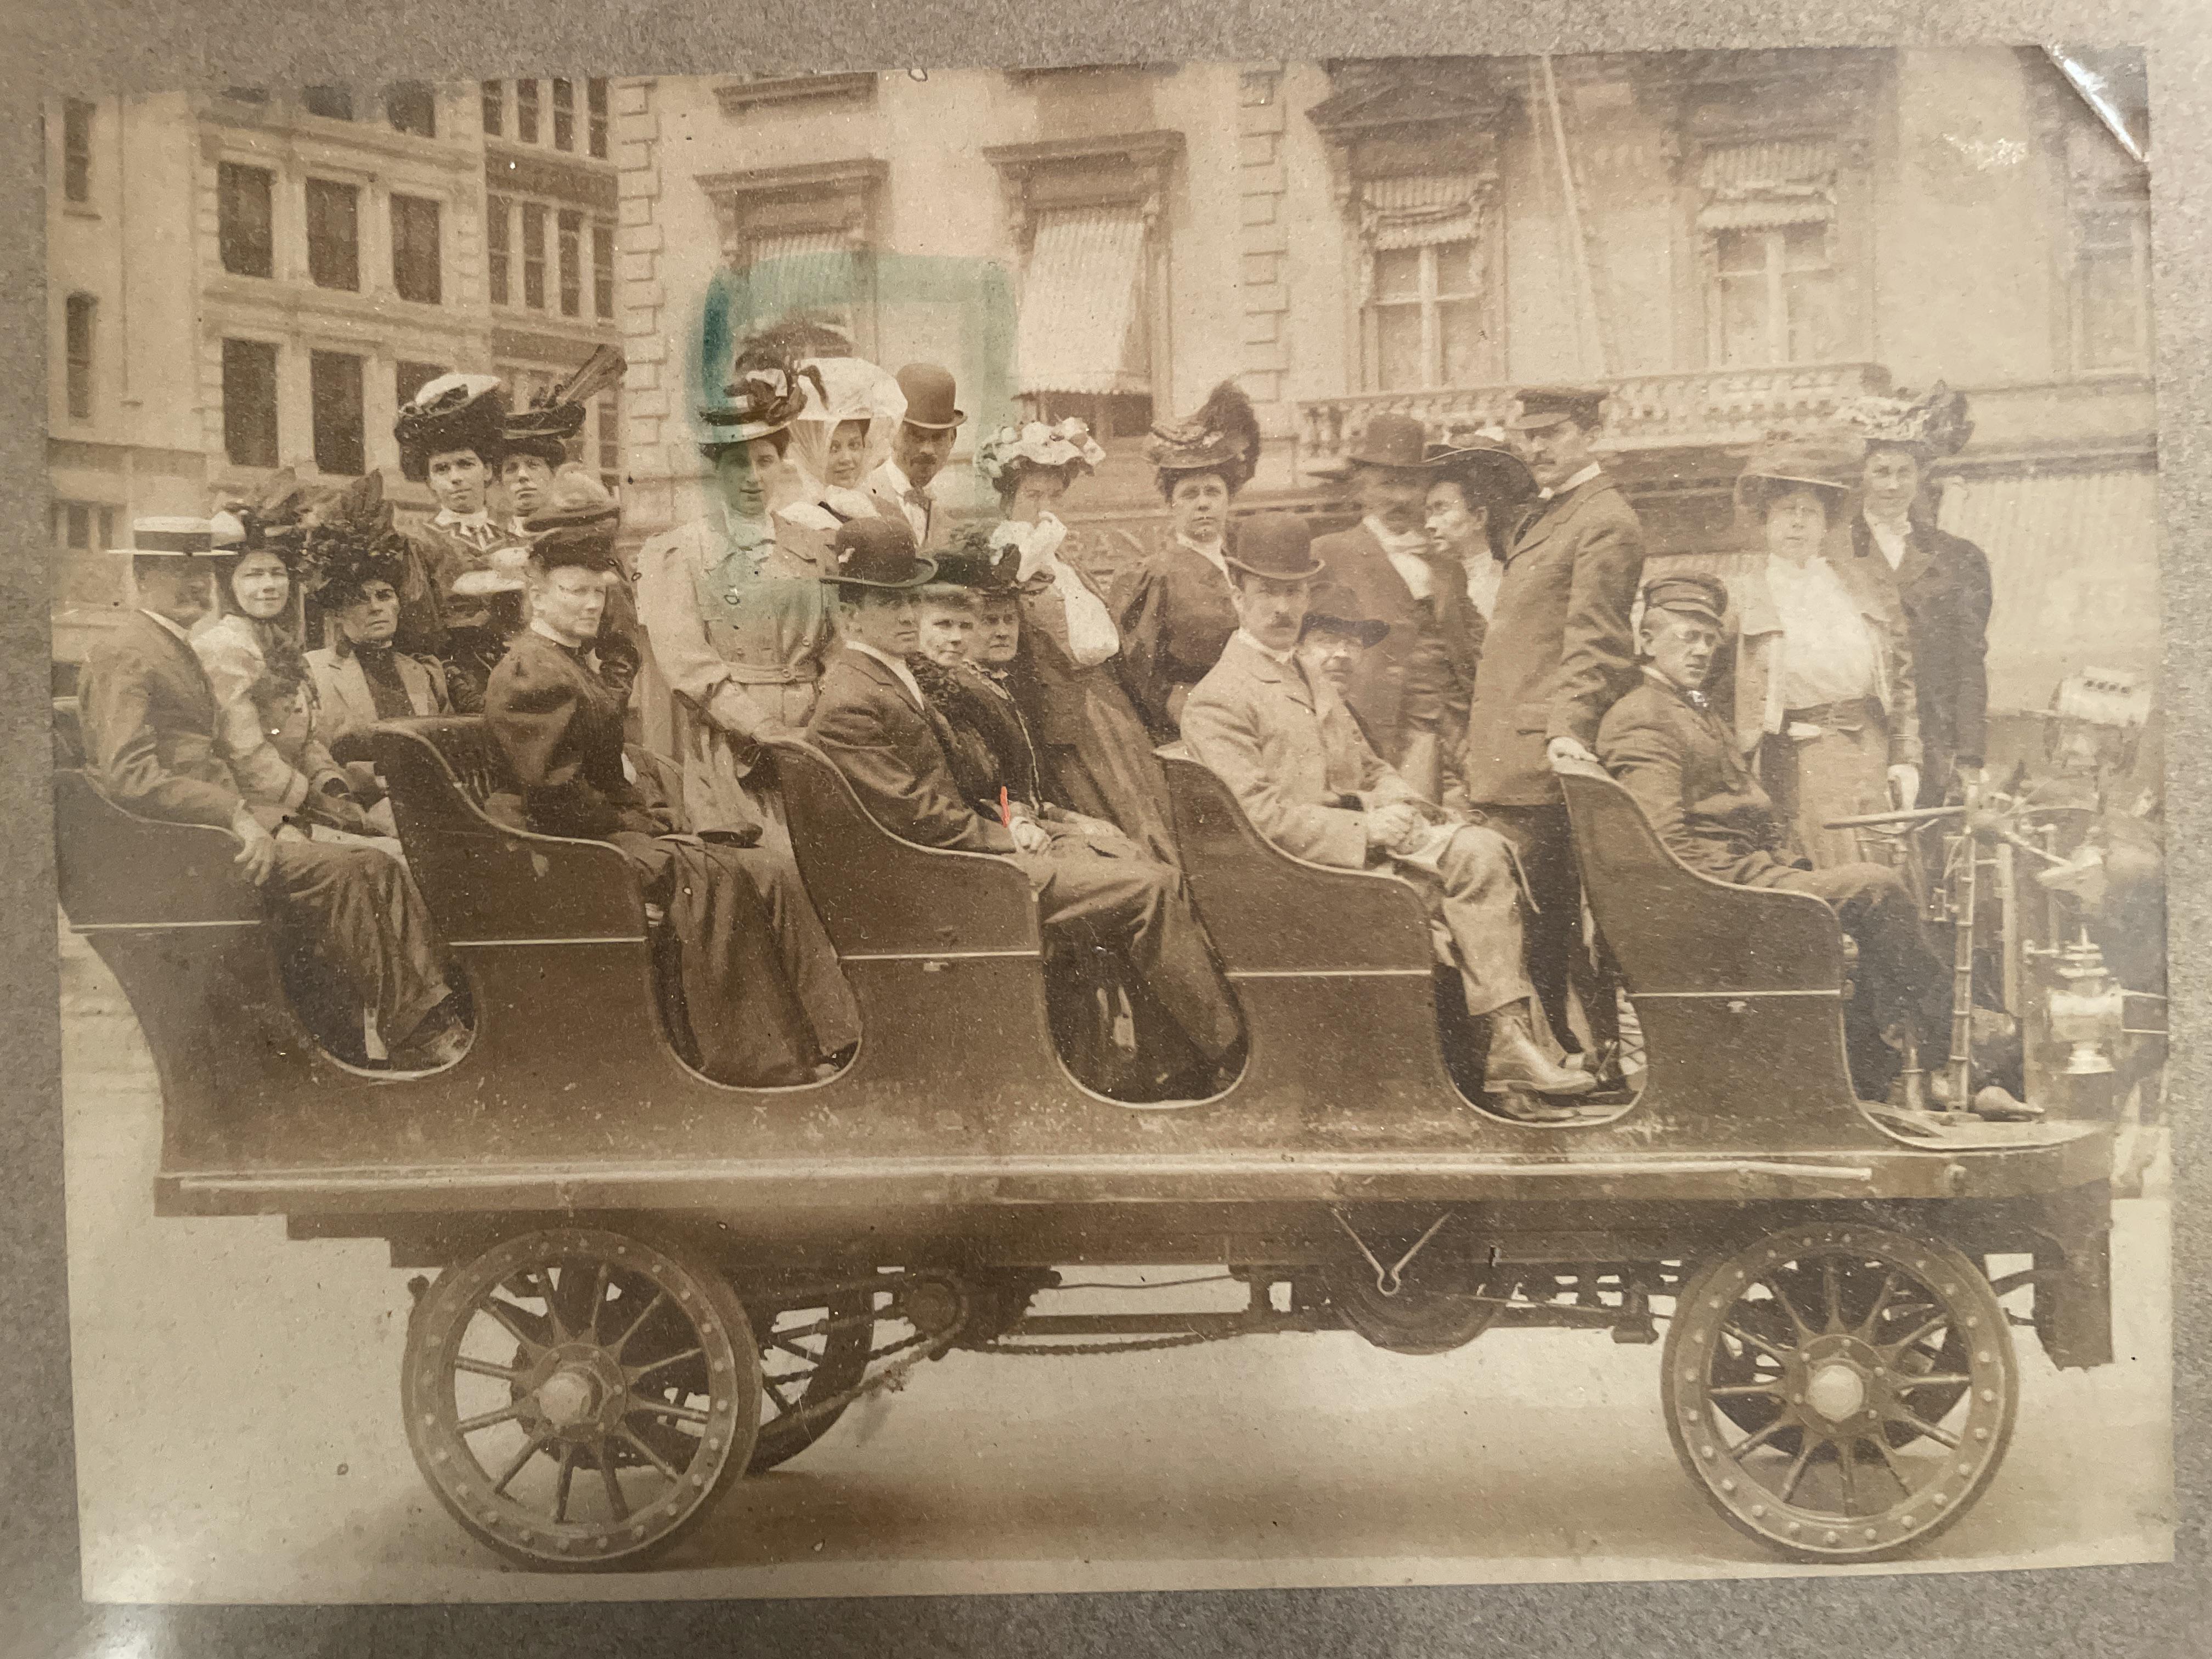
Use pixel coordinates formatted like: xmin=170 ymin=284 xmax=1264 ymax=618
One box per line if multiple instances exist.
xmin=52 ymin=768 xmax=260 ymax=929
xmin=1160 ymin=754 xmax=1431 ymax=972
xmin=1556 ymin=763 xmax=1843 ymax=994
xmin=374 ymin=718 xmax=644 ymax=943
xmin=764 ymin=737 xmax=1039 ymax=958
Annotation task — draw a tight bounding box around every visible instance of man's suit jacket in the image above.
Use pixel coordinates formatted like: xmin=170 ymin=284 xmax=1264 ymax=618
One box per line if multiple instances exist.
xmin=1310 ymin=521 xmax=1450 ymax=770
xmin=77 ymin=610 xmax=251 ymax=830
xmin=306 ymin=643 xmax=453 ymax=757
xmin=865 ymin=465 xmax=936 ymax=550
xmin=1595 ymin=672 xmax=1796 ymax=887
xmin=1181 ymin=633 xmax=1414 ymax=871
xmin=1462 ymin=472 xmax=1645 ymax=806
xmin=806 ymin=648 xmax=1018 ymax=855
xmin=1847 ymin=513 xmax=1992 ymax=780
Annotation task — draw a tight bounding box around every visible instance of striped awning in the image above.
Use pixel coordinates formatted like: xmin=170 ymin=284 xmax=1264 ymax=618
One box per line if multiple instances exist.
xmin=1363 ymin=172 xmax=1483 ymax=250
xmin=1936 ymin=465 xmax=2160 ymax=710
xmin=1015 ymin=205 xmax=1149 ymax=398
xmin=1697 ymin=140 xmax=1837 ymax=230
xmin=740 ymin=229 xmax=861 ymax=319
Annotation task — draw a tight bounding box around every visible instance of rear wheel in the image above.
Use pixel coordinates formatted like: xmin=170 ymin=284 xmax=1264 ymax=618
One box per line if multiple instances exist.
xmin=1663 ymin=1222 xmax=2016 ymax=1564
xmin=402 ymin=1227 xmax=761 ymax=1570
xmin=747 ymin=1286 xmax=875 ymax=1474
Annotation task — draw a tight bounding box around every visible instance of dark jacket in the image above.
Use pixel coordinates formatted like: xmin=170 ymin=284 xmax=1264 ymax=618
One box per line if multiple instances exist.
xmin=483 ymin=628 xmax=663 ymax=840
xmin=1463 ymin=472 xmax=1645 ymax=805
xmin=79 ymin=611 xmax=259 ymax=830
xmin=911 ymin=656 xmax=1053 ymax=816
xmin=1113 ymin=538 xmax=1240 ymax=740
xmin=1595 ymin=670 xmax=1797 ymax=887
xmin=1311 ymin=521 xmax=1453 ymax=770
xmin=807 ymin=647 xmax=1019 ymax=855
xmin=1848 ymin=513 xmax=1992 ymax=780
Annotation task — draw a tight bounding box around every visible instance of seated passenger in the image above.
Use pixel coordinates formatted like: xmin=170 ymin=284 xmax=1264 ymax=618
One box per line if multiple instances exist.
xmin=194 ymin=476 xmax=394 ymax=849
xmin=78 ymin=518 xmax=468 ymax=1071
xmin=1595 ymin=575 xmax=1953 ymax=1108
xmin=303 ymin=476 xmax=456 ymax=807
xmin=1178 ymin=514 xmax=1598 ymax=1123
xmin=483 ymin=474 xmax=857 ymax=1088
xmin=807 ymin=517 xmax=1244 ymax=1098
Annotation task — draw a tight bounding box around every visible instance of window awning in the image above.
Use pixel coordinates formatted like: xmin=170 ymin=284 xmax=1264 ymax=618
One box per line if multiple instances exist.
xmin=1362 ymin=172 xmax=1483 ymax=250
xmin=1936 ymin=465 xmax=2160 ymax=709
xmin=1015 ymin=205 xmax=1149 ymax=398
xmin=1698 ymin=140 xmax=1837 ymax=230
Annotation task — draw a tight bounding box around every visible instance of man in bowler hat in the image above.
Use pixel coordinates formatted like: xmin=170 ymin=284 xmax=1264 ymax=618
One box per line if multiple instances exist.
xmin=1596 ymin=573 xmax=1949 ymax=1104
xmin=868 ymin=363 xmax=966 ymax=550
xmin=1463 ymin=385 xmax=1645 ymax=1083
xmin=806 ymin=517 xmax=1243 ymax=1097
xmin=1311 ymin=413 xmax=1454 ymax=797
xmin=1182 ymin=513 xmax=1598 ymax=1117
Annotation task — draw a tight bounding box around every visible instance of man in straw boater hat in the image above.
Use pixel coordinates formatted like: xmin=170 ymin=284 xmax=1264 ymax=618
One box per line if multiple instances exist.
xmin=1839 ymin=383 xmax=1991 ymax=806
xmin=1311 ymin=411 xmax=1454 ymax=797
xmin=1595 ymin=573 xmax=1980 ymax=1112
xmin=865 ymin=362 xmax=966 ymax=550
xmin=77 ymin=517 xmax=470 ymax=1071
xmin=482 ymin=468 xmax=854 ymax=1086
xmin=1180 ymin=513 xmax=1600 ymax=1121
xmin=1463 ymin=383 xmax=1645 ymax=1088
xmin=806 ymin=516 xmax=1244 ymax=1099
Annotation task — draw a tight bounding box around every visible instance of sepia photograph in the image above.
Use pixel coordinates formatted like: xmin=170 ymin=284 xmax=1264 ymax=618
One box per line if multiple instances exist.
xmin=41 ymin=45 xmax=2170 ymax=1602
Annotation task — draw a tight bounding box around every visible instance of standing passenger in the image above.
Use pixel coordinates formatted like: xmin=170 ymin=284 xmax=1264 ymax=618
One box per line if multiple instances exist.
xmin=1114 ymin=380 xmax=1262 ymax=740
xmin=1462 ymin=386 xmax=1644 ymax=1082
xmin=865 ymin=363 xmax=964 ymax=551
xmin=1423 ymin=437 xmax=1539 ymax=808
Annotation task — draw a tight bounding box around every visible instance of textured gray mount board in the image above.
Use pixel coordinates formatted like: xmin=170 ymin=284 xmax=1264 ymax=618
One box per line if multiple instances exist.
xmin=4 ymin=5 xmax=2207 ymax=1659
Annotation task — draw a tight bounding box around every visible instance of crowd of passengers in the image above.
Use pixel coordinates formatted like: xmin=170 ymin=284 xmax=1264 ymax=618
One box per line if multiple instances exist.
xmin=81 ymin=323 xmax=2148 ymax=1120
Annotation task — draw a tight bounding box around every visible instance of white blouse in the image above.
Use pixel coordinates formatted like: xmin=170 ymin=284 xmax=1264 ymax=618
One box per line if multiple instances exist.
xmin=1767 ymin=554 xmax=1880 ymax=710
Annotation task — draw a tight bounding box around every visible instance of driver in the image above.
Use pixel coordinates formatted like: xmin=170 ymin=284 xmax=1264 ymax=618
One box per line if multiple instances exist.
xmin=1180 ymin=512 xmax=1598 ymax=1122
xmin=1595 ymin=574 xmax=1968 ymax=1111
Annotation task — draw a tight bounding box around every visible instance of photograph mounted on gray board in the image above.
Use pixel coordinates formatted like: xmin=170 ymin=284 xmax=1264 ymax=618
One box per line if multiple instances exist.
xmin=43 ymin=46 xmax=2166 ymax=1600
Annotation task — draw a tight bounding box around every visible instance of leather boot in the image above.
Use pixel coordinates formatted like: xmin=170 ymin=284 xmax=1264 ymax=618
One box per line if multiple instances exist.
xmin=1486 ymin=1002 xmax=1598 ymax=1097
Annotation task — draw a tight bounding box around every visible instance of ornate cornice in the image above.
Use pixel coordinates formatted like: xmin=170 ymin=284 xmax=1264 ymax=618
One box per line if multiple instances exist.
xmin=713 ymin=74 xmax=878 ymax=119
xmin=982 ymin=131 xmax=1184 ymax=250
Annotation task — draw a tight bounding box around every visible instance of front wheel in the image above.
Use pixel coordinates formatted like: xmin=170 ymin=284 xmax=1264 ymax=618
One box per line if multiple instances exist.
xmin=1662 ymin=1222 xmax=2017 ymax=1564
xmin=402 ymin=1227 xmax=761 ymax=1570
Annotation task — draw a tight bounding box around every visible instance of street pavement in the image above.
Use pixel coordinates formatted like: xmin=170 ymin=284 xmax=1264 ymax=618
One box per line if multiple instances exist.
xmin=59 ymin=934 xmax=2172 ymax=1604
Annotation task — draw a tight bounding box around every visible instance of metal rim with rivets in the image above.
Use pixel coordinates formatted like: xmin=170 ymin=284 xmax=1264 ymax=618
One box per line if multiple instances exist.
xmin=400 ymin=1227 xmax=761 ymax=1570
xmin=1661 ymin=1223 xmax=2018 ymax=1564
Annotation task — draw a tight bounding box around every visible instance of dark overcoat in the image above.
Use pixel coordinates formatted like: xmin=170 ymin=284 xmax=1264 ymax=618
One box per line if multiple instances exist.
xmin=1311 ymin=521 xmax=1451 ymax=771
xmin=1846 ymin=513 xmax=1992 ymax=788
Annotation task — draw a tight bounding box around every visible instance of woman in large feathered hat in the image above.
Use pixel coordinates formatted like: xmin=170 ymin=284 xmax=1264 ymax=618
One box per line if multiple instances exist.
xmin=1112 ymin=380 xmax=1262 ymax=741
xmin=300 ymin=473 xmax=459 ymax=802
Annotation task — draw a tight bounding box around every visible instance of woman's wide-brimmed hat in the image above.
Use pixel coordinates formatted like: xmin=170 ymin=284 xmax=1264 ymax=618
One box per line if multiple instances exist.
xmin=1301 ymin=580 xmax=1391 ymax=646
xmin=825 ymin=515 xmax=938 ymax=590
xmin=1734 ymin=437 xmax=1863 ymax=512
xmin=395 ymin=373 xmax=509 ymax=480
xmin=1145 ymin=380 xmax=1261 ymax=491
xmin=976 ymin=417 xmax=1106 ymax=487
xmin=297 ymin=473 xmax=411 ymax=602
xmin=504 ymin=346 xmax=626 ymax=468
xmin=931 ymin=524 xmax=1024 ymax=595
xmin=1425 ymin=436 xmax=1537 ymax=505
xmin=701 ymin=334 xmax=821 ymax=447
xmin=892 ymin=363 xmax=965 ymax=431
xmin=1838 ymin=382 xmax=1974 ymax=460
xmin=1223 ymin=511 xmax=1327 ymax=582
xmin=1345 ymin=411 xmax=1436 ymax=472
xmin=209 ymin=469 xmax=319 ymax=566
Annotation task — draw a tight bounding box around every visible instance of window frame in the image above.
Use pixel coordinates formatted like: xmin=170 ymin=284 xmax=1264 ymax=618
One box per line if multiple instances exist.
xmin=520 ymin=202 xmax=547 ymax=310
xmin=516 ymin=80 xmax=540 ymax=145
xmin=1704 ymin=219 xmax=1841 ymax=369
xmin=221 ymin=337 xmax=281 ymax=469
xmin=2067 ymin=198 xmax=2152 ymax=376
xmin=551 ymin=78 xmax=575 ymax=151
xmin=486 ymin=194 xmax=511 ymax=307
xmin=304 ymin=176 xmax=362 ymax=292
xmin=62 ymin=99 xmax=93 ymax=204
xmin=302 ymin=85 xmax=355 ymax=121
xmin=557 ymin=207 xmax=583 ymax=317
xmin=308 ymin=348 xmax=366 ymax=476
xmin=386 ymin=82 xmax=436 ymax=139
xmin=217 ymin=160 xmax=276 ymax=279
xmin=64 ymin=292 xmax=94 ymax=421
xmin=592 ymin=223 xmax=615 ymax=319
xmin=390 ymin=192 xmax=443 ymax=306
xmin=481 ymin=80 xmax=504 ymax=138
xmin=1364 ymin=236 xmax=1485 ymax=392
xmin=586 ymin=79 xmax=610 ymax=158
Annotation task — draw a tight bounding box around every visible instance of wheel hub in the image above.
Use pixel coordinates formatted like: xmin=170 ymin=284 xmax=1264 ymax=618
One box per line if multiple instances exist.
xmin=534 ymin=1365 xmax=600 ymax=1427
xmin=1804 ymin=1359 xmax=1869 ymax=1423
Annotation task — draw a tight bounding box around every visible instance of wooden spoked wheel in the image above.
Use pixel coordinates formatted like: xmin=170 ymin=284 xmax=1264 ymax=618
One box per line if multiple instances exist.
xmin=402 ymin=1227 xmax=761 ymax=1570
xmin=747 ymin=1286 xmax=876 ymax=1475
xmin=1662 ymin=1223 xmax=2017 ymax=1564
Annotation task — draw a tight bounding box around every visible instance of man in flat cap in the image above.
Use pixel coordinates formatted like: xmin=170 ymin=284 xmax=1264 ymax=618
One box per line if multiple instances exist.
xmin=1597 ymin=573 xmax=1944 ymax=1102
xmin=1311 ymin=412 xmax=1454 ymax=796
xmin=807 ymin=516 xmax=1243 ymax=1098
xmin=1463 ymin=384 xmax=1644 ymax=1084
xmin=1183 ymin=514 xmax=1597 ymax=1118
